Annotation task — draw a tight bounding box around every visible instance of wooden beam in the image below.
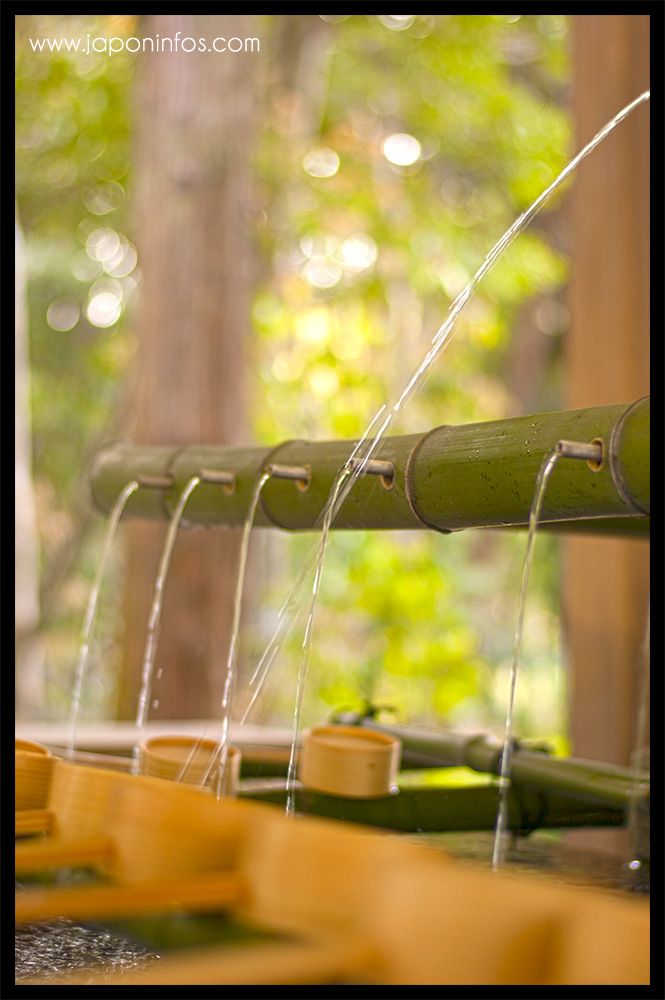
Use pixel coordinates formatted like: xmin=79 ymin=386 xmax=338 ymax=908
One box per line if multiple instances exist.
xmin=563 ymin=15 xmax=650 ymax=852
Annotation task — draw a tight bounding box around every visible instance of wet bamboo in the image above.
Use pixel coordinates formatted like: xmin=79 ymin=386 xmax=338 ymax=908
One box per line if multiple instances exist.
xmin=239 ymin=782 xmax=627 ymax=834
xmin=89 ymin=398 xmax=649 ymax=534
xmin=331 ymin=714 xmax=649 ymax=817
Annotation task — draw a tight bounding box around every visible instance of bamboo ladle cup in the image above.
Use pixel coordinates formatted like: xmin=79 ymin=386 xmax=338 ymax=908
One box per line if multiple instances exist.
xmin=138 ymin=735 xmax=241 ymax=795
xmin=298 ymin=725 xmax=401 ymax=798
xmin=15 ymin=759 xmax=250 ymax=924
xmin=15 ymin=740 xmax=54 ymax=812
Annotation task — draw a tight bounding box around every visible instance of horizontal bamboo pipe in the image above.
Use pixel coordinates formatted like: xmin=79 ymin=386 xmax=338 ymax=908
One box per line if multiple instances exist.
xmin=330 ymin=714 xmax=650 ymax=817
xmin=89 ymin=398 xmax=649 ymax=534
xmin=240 ymin=782 xmax=629 ymax=835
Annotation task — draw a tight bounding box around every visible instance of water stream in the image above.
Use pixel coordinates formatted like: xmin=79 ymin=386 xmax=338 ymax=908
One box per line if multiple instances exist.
xmin=491 ymin=447 xmax=560 ymax=868
xmin=66 ymin=93 xmax=648 ymax=804
xmin=202 ymin=470 xmax=271 ymax=796
xmin=240 ymin=91 xmax=650 ymax=814
xmin=67 ymin=480 xmax=139 ymax=760
xmin=240 ymin=406 xmax=390 ymax=725
xmin=284 ymin=467 xmax=354 ymax=816
xmin=132 ymin=475 xmax=201 ymax=773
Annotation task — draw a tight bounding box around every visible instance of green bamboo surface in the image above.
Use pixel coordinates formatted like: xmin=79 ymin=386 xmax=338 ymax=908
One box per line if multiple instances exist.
xmin=325 ymin=713 xmax=649 ymax=833
xmin=89 ymin=399 xmax=649 ymax=534
xmin=239 ymin=782 xmax=628 ymax=834
xmin=238 ymin=716 xmax=647 ymax=840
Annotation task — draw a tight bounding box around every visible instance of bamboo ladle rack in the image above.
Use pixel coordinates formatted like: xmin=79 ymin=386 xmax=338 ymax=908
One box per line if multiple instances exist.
xmin=16 ymin=746 xmax=650 ymax=985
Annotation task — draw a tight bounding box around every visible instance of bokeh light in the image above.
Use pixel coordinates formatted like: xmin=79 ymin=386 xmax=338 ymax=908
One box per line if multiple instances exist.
xmin=303 ymin=147 xmax=340 ymax=178
xmin=46 ymin=300 xmax=80 ymax=332
xmin=86 ymin=278 xmax=123 ymax=327
xmin=381 ymin=132 xmax=421 ymax=166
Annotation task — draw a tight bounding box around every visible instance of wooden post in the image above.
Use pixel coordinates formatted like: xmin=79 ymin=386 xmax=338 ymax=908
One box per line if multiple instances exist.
xmin=564 ymin=15 xmax=650 ymax=851
xmin=118 ymin=15 xmax=257 ymax=720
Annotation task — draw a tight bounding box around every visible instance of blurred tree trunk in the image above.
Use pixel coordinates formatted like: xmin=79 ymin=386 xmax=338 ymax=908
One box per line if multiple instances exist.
xmin=118 ymin=14 xmax=257 ymax=720
xmin=563 ymin=14 xmax=649 ymax=854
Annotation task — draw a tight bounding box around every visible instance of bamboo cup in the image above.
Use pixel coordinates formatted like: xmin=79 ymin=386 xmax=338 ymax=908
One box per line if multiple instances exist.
xmin=369 ymin=849 xmax=651 ymax=986
xmin=238 ymin=796 xmax=436 ymax=938
xmin=16 ymin=760 xmax=141 ymax=875
xmin=14 ymin=755 xmax=650 ymax=983
xmin=16 ymin=759 xmax=249 ymax=886
xmin=139 ymin=735 xmax=241 ymax=796
xmin=47 ymin=758 xmax=135 ymax=841
xmin=298 ymin=725 xmax=401 ymax=798
xmin=15 ymin=740 xmax=54 ymax=811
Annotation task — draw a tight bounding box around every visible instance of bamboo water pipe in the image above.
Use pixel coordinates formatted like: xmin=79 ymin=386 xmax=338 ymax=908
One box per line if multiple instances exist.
xmin=241 ymin=780 xmax=631 ymax=836
xmin=329 ymin=714 xmax=650 ymax=819
xmin=89 ymin=399 xmax=649 ymax=534
xmin=237 ymin=715 xmax=648 ymax=842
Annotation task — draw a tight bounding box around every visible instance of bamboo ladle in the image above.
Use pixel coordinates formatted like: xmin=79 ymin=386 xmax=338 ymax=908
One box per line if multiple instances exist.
xmin=16 ymin=758 xmax=249 ymax=924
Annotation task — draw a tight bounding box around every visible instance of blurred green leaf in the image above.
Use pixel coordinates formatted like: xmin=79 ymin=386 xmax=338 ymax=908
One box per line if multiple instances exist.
xmin=17 ymin=14 xmax=570 ymax=742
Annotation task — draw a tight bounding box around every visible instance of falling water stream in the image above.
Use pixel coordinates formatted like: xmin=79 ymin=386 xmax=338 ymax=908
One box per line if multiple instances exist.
xmin=70 ymin=92 xmax=648 ymax=813
xmin=284 ymin=467 xmax=354 ymax=816
xmin=132 ymin=475 xmax=201 ymax=773
xmin=491 ymin=447 xmax=560 ymax=868
xmin=239 ymin=91 xmax=649 ymax=816
xmin=67 ymin=480 xmax=139 ymax=760
xmin=201 ymin=470 xmax=271 ymax=796
xmin=135 ymin=469 xmax=273 ymax=792
xmin=240 ymin=406 xmax=390 ymax=724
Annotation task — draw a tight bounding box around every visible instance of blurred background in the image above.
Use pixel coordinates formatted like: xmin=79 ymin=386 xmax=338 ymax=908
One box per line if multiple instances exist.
xmin=15 ymin=15 xmax=649 ymax=784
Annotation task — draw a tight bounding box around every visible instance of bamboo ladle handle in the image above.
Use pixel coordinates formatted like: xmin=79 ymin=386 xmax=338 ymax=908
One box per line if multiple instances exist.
xmin=15 ymin=870 xmax=247 ymax=924
xmin=15 ymin=834 xmax=114 ymax=873
xmin=15 ymin=809 xmax=53 ymax=838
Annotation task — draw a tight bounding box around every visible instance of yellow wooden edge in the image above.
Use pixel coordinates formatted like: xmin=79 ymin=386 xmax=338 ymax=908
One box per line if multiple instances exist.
xmin=15 ymin=834 xmax=114 ymax=874
xmin=15 ymin=809 xmax=53 ymax=838
xmin=15 ymin=870 xmax=246 ymax=925
xmin=14 ymin=760 xmax=650 ymax=985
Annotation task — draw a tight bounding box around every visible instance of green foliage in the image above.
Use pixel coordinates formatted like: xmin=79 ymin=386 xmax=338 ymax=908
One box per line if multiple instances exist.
xmin=16 ymin=14 xmax=138 ymax=717
xmin=16 ymin=14 xmax=571 ymax=742
xmin=250 ymin=14 xmax=570 ymax=740
xmin=252 ymin=14 xmax=569 ymax=442
xmin=16 ymin=15 xmax=137 ymax=508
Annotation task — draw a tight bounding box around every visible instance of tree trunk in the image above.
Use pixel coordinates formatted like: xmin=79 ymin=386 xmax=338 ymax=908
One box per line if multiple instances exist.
xmin=563 ymin=14 xmax=650 ymax=855
xmin=118 ymin=14 xmax=257 ymax=720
